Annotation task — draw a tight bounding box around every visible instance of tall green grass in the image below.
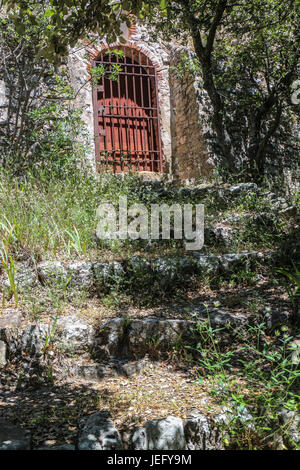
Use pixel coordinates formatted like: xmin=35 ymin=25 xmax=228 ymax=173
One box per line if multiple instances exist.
xmin=0 ymin=170 xmax=116 ymax=260
xmin=0 ymin=169 xmax=171 ymax=261
xmin=0 ymin=168 xmax=297 ymax=262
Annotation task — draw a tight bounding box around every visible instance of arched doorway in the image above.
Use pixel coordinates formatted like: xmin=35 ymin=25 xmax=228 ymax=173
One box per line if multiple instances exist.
xmin=92 ymin=46 xmax=163 ymax=173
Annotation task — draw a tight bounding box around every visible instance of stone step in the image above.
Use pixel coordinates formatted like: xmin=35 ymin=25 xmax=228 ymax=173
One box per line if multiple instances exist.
xmin=112 ymin=179 xmax=290 ymax=209
xmin=2 ymin=405 xmax=297 ymax=450
xmin=1 ymin=250 xmax=275 ymax=293
xmin=55 ymin=357 xmax=147 ymax=381
xmin=3 ymin=308 xmax=250 ymax=363
xmin=98 ymin=216 xmax=276 ymax=248
xmin=0 ymin=407 xmax=254 ymax=450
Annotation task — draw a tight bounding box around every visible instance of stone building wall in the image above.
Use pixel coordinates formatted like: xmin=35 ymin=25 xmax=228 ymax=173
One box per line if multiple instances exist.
xmin=169 ymin=49 xmax=214 ymax=180
xmin=67 ymin=22 xmax=214 ymax=179
xmin=67 ymin=22 xmax=173 ymax=174
xmin=67 ymin=46 xmax=97 ymax=171
xmin=1 ymin=15 xmax=298 ymax=182
xmin=0 ymin=16 xmax=214 ymax=179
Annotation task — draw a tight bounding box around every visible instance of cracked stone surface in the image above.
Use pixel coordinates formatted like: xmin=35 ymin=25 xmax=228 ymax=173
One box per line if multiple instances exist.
xmin=132 ymin=416 xmax=186 ymax=450
xmin=78 ymin=411 xmax=123 ymax=450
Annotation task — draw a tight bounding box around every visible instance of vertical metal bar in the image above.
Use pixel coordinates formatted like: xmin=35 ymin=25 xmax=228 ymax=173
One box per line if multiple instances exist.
xmin=131 ymin=47 xmax=139 ymax=171
xmin=116 ymin=49 xmax=124 ymax=171
xmin=146 ymin=54 xmax=154 ymax=172
xmin=139 ymin=51 xmax=147 ymax=171
xmin=154 ymin=68 xmax=163 ymax=172
xmin=145 ymin=53 xmax=150 ymax=172
xmin=147 ymin=73 xmax=155 ymax=172
xmin=108 ymin=50 xmax=116 ymax=171
xmin=124 ymin=48 xmax=131 ymax=172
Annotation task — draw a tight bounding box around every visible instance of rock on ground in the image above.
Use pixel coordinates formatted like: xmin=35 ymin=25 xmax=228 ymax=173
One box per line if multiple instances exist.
xmin=128 ymin=318 xmax=193 ymax=357
xmin=37 ymin=261 xmax=67 ymax=285
xmin=66 ymin=262 xmax=93 ymax=288
xmin=78 ymin=411 xmax=123 ymax=450
xmin=56 ymin=315 xmax=94 ymax=353
xmin=3 ymin=266 xmax=38 ymax=291
xmin=37 ymin=443 xmax=75 ymax=450
xmin=278 ymin=409 xmax=300 ymax=446
xmin=14 ymin=324 xmax=49 ymax=357
xmin=193 ymin=253 xmax=219 ymax=274
xmin=184 ymin=411 xmax=224 ymax=450
xmin=0 ymin=419 xmax=31 ymax=450
xmin=0 ymin=310 xmax=23 ymax=343
xmin=93 ymin=261 xmax=125 ymax=288
xmin=132 ymin=416 xmax=186 ymax=450
xmin=0 ymin=340 xmax=7 ymax=367
xmin=94 ymin=317 xmax=128 ymax=359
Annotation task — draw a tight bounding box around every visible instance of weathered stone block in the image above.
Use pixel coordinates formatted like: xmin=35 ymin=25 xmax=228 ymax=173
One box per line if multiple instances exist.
xmin=37 ymin=261 xmax=67 ymax=285
xmin=66 ymin=261 xmax=93 ymax=288
xmin=184 ymin=411 xmax=224 ymax=450
xmin=93 ymin=261 xmax=125 ymax=288
xmin=128 ymin=318 xmax=194 ymax=357
xmin=0 ymin=340 xmax=6 ymax=367
xmin=93 ymin=318 xmax=128 ymax=359
xmin=3 ymin=265 xmax=38 ymax=291
xmin=132 ymin=416 xmax=186 ymax=450
xmin=78 ymin=412 xmax=123 ymax=450
xmin=56 ymin=315 xmax=94 ymax=353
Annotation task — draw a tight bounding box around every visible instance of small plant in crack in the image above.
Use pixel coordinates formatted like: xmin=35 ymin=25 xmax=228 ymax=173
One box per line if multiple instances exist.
xmin=43 ymin=315 xmax=58 ymax=356
xmin=0 ymin=242 xmax=19 ymax=306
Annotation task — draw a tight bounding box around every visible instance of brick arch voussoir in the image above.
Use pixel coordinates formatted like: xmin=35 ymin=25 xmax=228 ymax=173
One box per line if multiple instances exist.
xmin=86 ymin=41 xmax=163 ymax=81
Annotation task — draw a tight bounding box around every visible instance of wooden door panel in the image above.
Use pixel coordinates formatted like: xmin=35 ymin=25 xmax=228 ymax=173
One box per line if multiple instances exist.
xmin=93 ymin=49 xmax=162 ymax=173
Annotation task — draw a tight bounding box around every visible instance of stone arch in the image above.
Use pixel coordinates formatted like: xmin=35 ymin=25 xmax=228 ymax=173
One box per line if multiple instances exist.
xmin=90 ymin=43 xmax=164 ymax=173
xmin=87 ymin=41 xmax=163 ymax=82
xmin=68 ymin=27 xmax=172 ymax=175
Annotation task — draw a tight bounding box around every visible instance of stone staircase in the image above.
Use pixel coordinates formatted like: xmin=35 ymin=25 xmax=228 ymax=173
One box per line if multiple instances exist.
xmin=0 ymin=180 xmax=298 ymax=450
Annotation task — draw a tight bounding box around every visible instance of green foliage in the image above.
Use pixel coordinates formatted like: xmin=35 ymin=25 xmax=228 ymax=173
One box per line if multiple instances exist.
xmin=0 ymin=219 xmax=19 ymax=305
xmin=0 ymin=14 xmax=90 ymax=176
xmin=187 ymin=317 xmax=300 ymax=449
xmin=64 ymin=225 xmax=87 ymax=256
xmin=170 ymin=52 xmax=202 ymax=79
xmin=43 ymin=314 xmax=58 ymax=356
xmin=0 ymin=243 xmax=19 ymax=306
xmin=25 ymin=80 xmax=89 ymax=179
xmin=90 ymin=48 xmax=124 ymax=85
xmin=2 ymin=1 xmax=299 ymax=178
xmin=187 ymin=316 xmax=235 ymax=374
xmin=2 ymin=1 xmax=141 ymax=61
xmin=163 ymin=0 xmax=299 ymax=177
xmin=278 ymin=263 xmax=300 ymax=316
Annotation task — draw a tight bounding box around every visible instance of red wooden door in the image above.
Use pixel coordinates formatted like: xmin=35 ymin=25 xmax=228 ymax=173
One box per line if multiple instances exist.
xmin=93 ymin=49 xmax=163 ymax=173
